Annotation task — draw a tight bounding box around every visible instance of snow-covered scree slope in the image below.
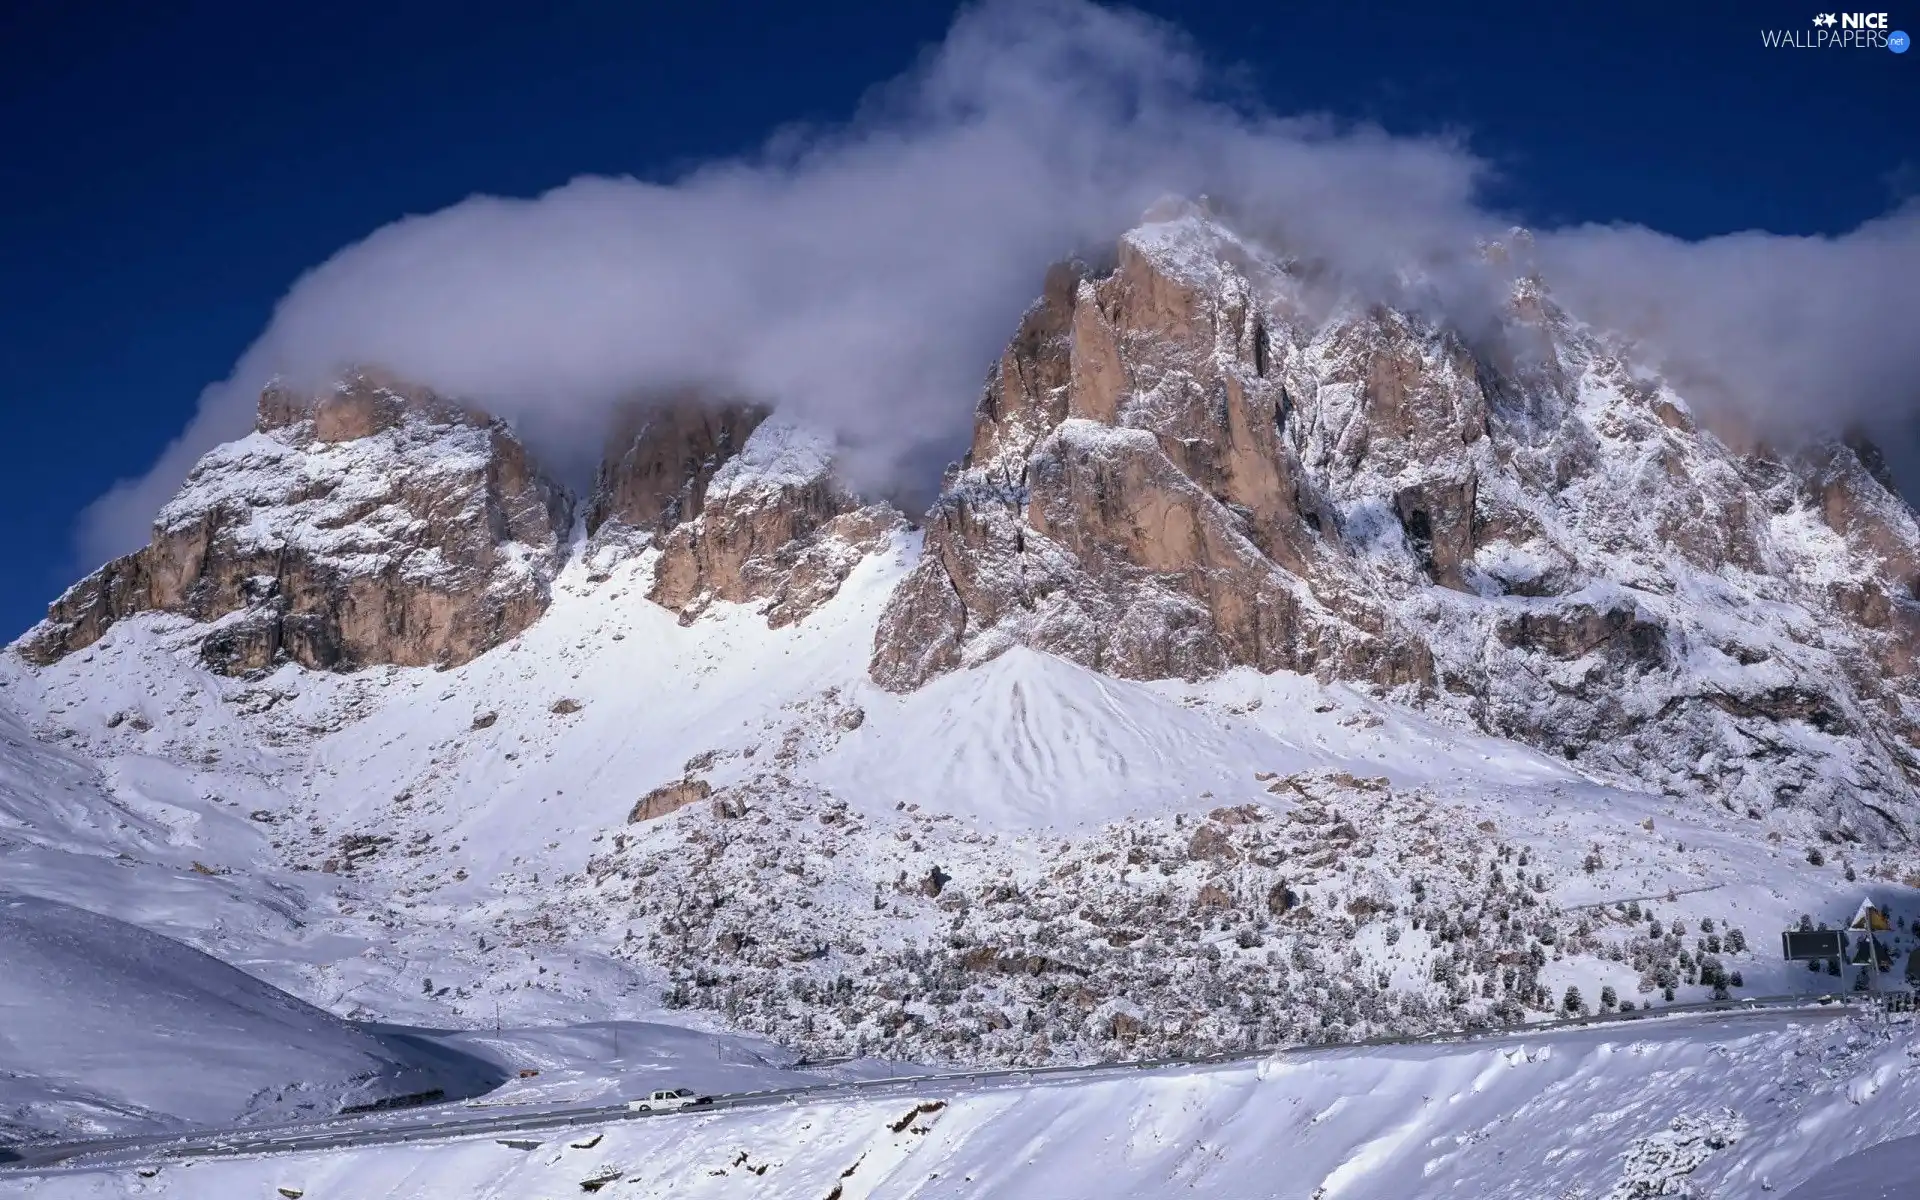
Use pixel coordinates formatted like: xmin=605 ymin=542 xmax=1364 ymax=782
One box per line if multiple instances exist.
xmin=18 ymin=1013 xmax=1920 ymax=1199
xmin=5 ymin=522 xmax=1911 ymax=1075
xmin=0 ymin=894 xmax=503 ymax=1143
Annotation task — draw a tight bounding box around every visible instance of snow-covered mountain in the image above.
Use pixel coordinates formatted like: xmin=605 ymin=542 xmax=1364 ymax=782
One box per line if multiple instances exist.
xmin=4 ymin=206 xmax=1919 ymax=1158
xmin=874 ymin=206 xmax=1920 ymax=836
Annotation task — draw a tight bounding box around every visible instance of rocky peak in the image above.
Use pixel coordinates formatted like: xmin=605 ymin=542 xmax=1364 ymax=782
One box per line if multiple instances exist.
xmin=647 ymin=416 xmax=903 ymax=627
xmin=874 ymin=207 xmax=1920 ymax=836
xmin=585 ymin=398 xmax=767 ymax=537
xmin=16 ymin=372 xmax=573 ymax=674
xmin=874 ymin=211 xmax=1435 ymax=695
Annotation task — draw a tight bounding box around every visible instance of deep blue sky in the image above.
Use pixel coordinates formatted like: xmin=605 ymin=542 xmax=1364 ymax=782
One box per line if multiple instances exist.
xmin=2 ymin=0 xmax=1913 ymax=640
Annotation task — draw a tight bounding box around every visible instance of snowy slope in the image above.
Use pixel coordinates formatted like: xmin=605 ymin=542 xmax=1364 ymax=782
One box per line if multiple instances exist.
xmin=0 ymin=894 xmax=502 ymax=1143
xmin=15 ymin=1012 xmax=1920 ymax=1199
xmin=4 ymin=530 xmax=1907 ymax=1071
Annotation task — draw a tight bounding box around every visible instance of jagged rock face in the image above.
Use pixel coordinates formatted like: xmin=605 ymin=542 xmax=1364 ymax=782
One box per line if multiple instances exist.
xmin=646 ymin=418 xmax=903 ymax=627
xmin=584 ymin=400 xmax=766 ymax=536
xmin=874 ymin=208 xmax=1920 ymax=835
xmin=18 ymin=374 xmax=573 ymax=674
xmin=873 ymin=222 xmax=1437 ymax=694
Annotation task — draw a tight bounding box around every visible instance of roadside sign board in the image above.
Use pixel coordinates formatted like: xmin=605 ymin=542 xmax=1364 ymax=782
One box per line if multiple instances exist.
xmin=1782 ymin=929 xmax=1847 ymax=961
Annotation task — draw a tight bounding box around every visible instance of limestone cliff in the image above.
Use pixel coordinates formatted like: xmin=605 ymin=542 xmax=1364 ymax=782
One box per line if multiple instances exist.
xmin=645 ymin=417 xmax=903 ymax=627
xmin=19 ymin=372 xmax=573 ymax=674
xmin=872 ymin=206 xmax=1920 ymax=834
xmin=585 ymin=399 xmax=766 ymax=536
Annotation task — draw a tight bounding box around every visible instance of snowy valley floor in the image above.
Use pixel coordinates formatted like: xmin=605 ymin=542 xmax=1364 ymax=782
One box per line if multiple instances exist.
xmin=10 ymin=1007 xmax=1920 ymax=1199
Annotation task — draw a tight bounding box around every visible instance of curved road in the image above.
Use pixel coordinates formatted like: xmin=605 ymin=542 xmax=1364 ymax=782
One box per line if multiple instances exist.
xmin=0 ymin=993 xmax=1874 ymax=1177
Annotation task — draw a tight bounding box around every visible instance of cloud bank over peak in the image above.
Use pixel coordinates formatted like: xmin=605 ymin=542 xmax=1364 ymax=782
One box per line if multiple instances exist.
xmin=77 ymin=0 xmax=1920 ymax=564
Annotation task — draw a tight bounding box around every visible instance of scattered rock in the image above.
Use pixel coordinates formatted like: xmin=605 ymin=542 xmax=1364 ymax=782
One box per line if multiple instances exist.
xmin=1187 ymin=824 xmax=1240 ymax=862
xmin=630 ymin=778 xmax=712 ymax=823
xmin=1266 ymin=880 xmax=1297 ymax=915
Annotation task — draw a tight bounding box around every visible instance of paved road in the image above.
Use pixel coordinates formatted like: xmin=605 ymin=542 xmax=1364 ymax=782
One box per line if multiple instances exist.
xmin=0 ymin=993 xmax=1874 ymax=1176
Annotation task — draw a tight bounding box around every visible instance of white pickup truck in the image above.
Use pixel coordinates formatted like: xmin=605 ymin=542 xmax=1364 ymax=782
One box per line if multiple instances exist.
xmin=626 ymin=1087 xmax=712 ymax=1113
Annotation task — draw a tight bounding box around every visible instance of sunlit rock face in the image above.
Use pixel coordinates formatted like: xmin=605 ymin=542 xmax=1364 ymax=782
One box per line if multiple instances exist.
xmin=20 ymin=371 xmax=573 ymax=674
xmin=874 ymin=206 xmax=1920 ymax=836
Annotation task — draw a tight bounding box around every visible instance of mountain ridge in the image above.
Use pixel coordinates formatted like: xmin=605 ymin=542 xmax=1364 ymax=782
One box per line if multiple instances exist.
xmin=2 ymin=203 xmax=1916 ymax=1084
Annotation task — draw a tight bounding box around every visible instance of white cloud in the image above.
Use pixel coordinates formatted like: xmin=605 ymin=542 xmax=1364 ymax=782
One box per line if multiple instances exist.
xmin=77 ymin=0 xmax=1920 ymax=564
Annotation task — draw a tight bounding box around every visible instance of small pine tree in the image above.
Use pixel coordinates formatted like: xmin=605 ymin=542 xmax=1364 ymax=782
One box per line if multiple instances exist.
xmin=1600 ymin=985 xmax=1618 ymax=1011
xmin=1663 ymin=985 xmax=1676 ymax=1001
xmin=1563 ymin=985 xmax=1585 ymax=1015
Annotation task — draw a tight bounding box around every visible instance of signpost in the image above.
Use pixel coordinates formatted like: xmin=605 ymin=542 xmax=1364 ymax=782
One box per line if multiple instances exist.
xmin=1780 ymin=929 xmax=1845 ymax=962
xmin=1785 ymin=903 xmax=1911 ymax=1030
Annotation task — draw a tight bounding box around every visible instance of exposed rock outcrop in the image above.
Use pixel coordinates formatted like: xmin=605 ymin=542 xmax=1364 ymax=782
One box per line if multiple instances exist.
xmin=873 ymin=205 xmax=1920 ymax=834
xmin=585 ymin=399 xmax=766 ymax=536
xmin=647 ymin=418 xmax=903 ymax=627
xmin=629 ymin=778 xmax=711 ymax=823
xmin=19 ymin=372 xmax=573 ymax=674
xmin=872 ymin=215 xmax=1439 ymax=693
